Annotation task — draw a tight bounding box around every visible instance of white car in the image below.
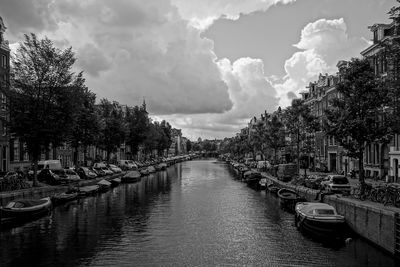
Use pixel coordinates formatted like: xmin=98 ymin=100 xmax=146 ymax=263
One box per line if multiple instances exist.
xmin=321 ymin=175 xmax=351 ymax=193
xmin=108 ymin=164 xmax=122 ymax=173
xmin=93 ymin=163 xmax=114 ymax=176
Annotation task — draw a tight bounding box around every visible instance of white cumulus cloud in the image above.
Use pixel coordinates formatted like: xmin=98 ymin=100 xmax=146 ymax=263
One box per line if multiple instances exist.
xmin=273 ymin=18 xmax=370 ymax=107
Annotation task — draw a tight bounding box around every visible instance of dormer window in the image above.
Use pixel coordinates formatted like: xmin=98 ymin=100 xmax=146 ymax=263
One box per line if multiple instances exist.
xmin=373 ymin=30 xmax=378 ymax=43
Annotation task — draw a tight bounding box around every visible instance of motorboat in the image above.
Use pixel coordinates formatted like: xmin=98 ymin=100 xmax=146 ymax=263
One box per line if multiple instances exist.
xmin=140 ymin=168 xmax=149 ymax=176
xmin=121 ymin=171 xmax=142 ymax=183
xmin=158 ymin=163 xmax=167 ymax=170
xmin=243 ymin=171 xmax=262 ymax=187
xmin=295 ymin=202 xmax=347 ymax=240
xmin=267 ymin=183 xmax=280 ymax=195
xmin=97 ymin=179 xmax=112 ymax=192
xmin=78 ymin=185 xmax=99 ymax=197
xmin=147 ymin=166 xmax=156 ymax=173
xmin=259 ymin=178 xmax=267 ymax=189
xmin=277 ymin=188 xmax=306 ymax=212
xmin=52 ymin=191 xmax=78 ymax=205
xmin=0 ymin=197 xmax=52 ymax=227
xmin=110 ymin=177 xmax=121 ymax=187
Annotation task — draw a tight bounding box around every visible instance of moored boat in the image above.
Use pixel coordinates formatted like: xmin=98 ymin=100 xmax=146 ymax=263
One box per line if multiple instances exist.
xmin=243 ymin=170 xmax=262 ymax=187
xmin=158 ymin=163 xmax=167 ymax=170
xmin=277 ymin=188 xmax=305 ymax=212
xmin=140 ymin=168 xmax=149 ymax=176
xmin=97 ymin=179 xmax=112 ymax=192
xmin=78 ymin=185 xmax=99 ymax=197
xmin=259 ymin=178 xmax=267 ymax=189
xmin=147 ymin=166 xmax=156 ymax=173
xmin=52 ymin=191 xmax=78 ymax=205
xmin=295 ymin=202 xmax=348 ymax=241
xmin=0 ymin=197 xmax=52 ymax=227
xmin=121 ymin=171 xmax=142 ymax=183
xmin=110 ymin=177 xmax=121 ymax=187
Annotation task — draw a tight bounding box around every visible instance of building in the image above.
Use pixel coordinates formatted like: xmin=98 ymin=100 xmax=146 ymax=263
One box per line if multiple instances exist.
xmin=0 ymin=16 xmax=10 ymax=172
xmin=360 ymin=9 xmax=400 ymax=181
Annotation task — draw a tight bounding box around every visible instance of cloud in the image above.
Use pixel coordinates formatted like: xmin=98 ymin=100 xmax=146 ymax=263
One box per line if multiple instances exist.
xmin=158 ymin=57 xmax=279 ymax=139
xmin=0 ymin=0 xmax=234 ymax=115
xmin=273 ymin=18 xmax=370 ymax=106
xmin=172 ymin=0 xmax=296 ymax=29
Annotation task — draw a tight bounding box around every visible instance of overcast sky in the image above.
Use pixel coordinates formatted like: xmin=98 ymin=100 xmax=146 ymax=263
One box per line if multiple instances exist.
xmin=0 ymin=0 xmax=395 ymax=140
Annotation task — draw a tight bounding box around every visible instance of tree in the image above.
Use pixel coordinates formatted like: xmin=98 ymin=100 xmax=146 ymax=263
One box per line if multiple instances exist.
xmin=265 ymin=113 xmax=286 ymax=164
xmin=324 ymin=58 xmax=391 ymax=184
xmin=158 ymin=120 xmax=172 ymax=156
xmin=126 ymin=104 xmax=149 ymax=159
xmin=284 ymin=99 xmax=319 ymax=175
xmin=69 ymin=74 xmax=100 ymax=166
xmin=186 ymin=140 xmax=192 ymax=152
xmin=97 ymin=99 xmax=126 ymax=162
xmin=6 ymin=34 xmax=82 ymax=185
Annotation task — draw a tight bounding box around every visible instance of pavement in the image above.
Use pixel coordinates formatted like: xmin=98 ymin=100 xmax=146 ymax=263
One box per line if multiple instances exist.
xmin=264 ymin=169 xmax=400 ymax=213
xmin=298 ymin=168 xmax=389 ymax=188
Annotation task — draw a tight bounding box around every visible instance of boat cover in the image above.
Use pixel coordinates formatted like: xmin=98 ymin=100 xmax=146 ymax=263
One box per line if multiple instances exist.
xmin=6 ymin=199 xmax=47 ymax=208
xmin=298 ymin=202 xmax=337 ymax=216
xmin=124 ymin=171 xmax=141 ymax=178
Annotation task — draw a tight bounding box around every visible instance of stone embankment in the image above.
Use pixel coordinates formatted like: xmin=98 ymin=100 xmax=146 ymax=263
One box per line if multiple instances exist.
xmin=0 ymin=173 xmax=124 ymax=206
xmin=262 ymin=172 xmax=400 ymax=258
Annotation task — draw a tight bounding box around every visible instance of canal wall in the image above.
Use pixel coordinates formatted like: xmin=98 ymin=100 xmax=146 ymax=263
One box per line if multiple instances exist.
xmin=262 ymin=173 xmax=399 ymax=258
xmin=0 ymin=173 xmax=124 ymax=206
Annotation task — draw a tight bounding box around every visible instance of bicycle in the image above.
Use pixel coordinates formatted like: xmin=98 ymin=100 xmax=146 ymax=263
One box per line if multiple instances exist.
xmin=382 ymin=184 xmax=400 ymax=207
xmin=352 ymin=182 xmax=372 ymax=201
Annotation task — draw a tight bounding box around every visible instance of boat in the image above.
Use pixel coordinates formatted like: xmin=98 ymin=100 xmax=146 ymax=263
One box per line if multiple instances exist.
xmin=158 ymin=163 xmax=167 ymax=170
xmin=259 ymin=178 xmax=267 ymax=189
xmin=295 ymin=202 xmax=348 ymax=240
xmin=52 ymin=191 xmax=78 ymax=205
xmin=147 ymin=166 xmax=156 ymax=173
xmin=242 ymin=171 xmax=262 ymax=187
xmin=121 ymin=171 xmax=142 ymax=183
xmin=110 ymin=177 xmax=121 ymax=187
xmin=267 ymin=184 xmax=280 ymax=195
xmin=140 ymin=168 xmax=149 ymax=176
xmin=0 ymin=197 xmax=52 ymax=227
xmin=277 ymin=188 xmax=306 ymax=212
xmin=78 ymin=185 xmax=99 ymax=197
xmin=97 ymin=179 xmax=112 ymax=192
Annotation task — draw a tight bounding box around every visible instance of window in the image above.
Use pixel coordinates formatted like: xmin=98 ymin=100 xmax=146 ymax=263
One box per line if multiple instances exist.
xmin=1 ymin=55 xmax=6 ymax=68
xmin=13 ymin=140 xmax=19 ymax=162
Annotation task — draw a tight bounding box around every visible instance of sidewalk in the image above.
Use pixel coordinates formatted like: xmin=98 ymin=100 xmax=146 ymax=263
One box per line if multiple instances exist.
xmin=262 ymin=171 xmax=400 ymax=213
xmin=298 ymin=168 xmax=390 ymax=188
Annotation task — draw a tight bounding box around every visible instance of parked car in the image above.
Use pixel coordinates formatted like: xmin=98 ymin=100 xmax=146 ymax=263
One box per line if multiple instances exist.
xmin=93 ymin=163 xmax=114 ymax=176
xmin=64 ymin=169 xmax=81 ymax=182
xmin=91 ymin=167 xmax=106 ymax=177
xmin=257 ymin=161 xmax=271 ymax=171
xmin=75 ymin=167 xmax=97 ymax=179
xmin=37 ymin=169 xmax=63 ymax=185
xmin=107 ymin=164 xmax=122 ymax=173
xmin=304 ymin=175 xmax=325 ymax=189
xmin=118 ymin=160 xmax=138 ymax=170
xmin=320 ymin=175 xmax=351 ymax=193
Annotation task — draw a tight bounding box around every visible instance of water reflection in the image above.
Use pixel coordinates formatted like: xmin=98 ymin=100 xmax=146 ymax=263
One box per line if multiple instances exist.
xmin=0 ymin=159 xmax=398 ymax=267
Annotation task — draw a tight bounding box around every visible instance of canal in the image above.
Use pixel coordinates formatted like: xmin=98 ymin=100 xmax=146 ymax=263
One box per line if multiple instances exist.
xmin=0 ymin=159 xmax=397 ymax=266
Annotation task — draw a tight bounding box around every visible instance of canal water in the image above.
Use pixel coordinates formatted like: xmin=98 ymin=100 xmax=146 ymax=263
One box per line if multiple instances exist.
xmin=0 ymin=159 xmax=397 ymax=266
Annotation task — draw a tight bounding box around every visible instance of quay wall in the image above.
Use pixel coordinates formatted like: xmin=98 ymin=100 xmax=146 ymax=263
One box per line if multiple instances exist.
xmin=0 ymin=173 xmax=124 ymax=206
xmin=0 ymin=157 xmax=193 ymax=206
xmin=262 ymin=173 xmax=398 ymax=257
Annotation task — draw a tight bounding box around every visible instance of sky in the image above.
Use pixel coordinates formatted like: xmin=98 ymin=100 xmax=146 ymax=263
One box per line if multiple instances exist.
xmin=0 ymin=0 xmax=396 ymax=140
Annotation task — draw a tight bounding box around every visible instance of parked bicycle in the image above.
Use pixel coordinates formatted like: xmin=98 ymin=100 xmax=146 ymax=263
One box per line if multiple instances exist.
xmin=352 ymin=182 xmax=372 ymax=201
xmin=382 ymin=184 xmax=400 ymax=207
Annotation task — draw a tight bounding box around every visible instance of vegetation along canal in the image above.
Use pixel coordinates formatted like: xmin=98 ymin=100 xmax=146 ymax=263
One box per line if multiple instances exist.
xmin=0 ymin=159 xmax=397 ymax=266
